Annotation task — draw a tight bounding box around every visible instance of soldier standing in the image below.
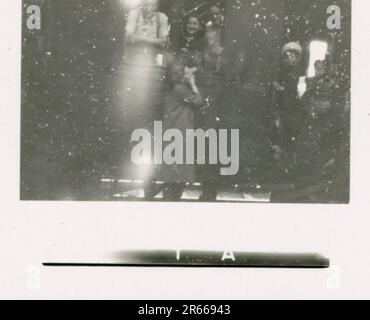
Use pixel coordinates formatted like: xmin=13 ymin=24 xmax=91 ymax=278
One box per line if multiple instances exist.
xmin=271 ymin=42 xmax=306 ymax=184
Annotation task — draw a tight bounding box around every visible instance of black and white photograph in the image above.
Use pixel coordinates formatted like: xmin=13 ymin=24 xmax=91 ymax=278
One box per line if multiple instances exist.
xmin=4 ymin=0 xmax=370 ymax=300
xmin=21 ymin=0 xmax=351 ymax=203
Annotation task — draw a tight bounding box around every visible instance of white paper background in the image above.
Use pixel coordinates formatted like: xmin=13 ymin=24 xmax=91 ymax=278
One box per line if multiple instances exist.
xmin=1 ymin=0 xmax=369 ymax=299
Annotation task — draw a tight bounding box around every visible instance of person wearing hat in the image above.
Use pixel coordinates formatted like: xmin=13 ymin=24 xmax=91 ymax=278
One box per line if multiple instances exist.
xmin=281 ymin=42 xmax=303 ymax=68
xmin=271 ymin=41 xmax=307 ymax=185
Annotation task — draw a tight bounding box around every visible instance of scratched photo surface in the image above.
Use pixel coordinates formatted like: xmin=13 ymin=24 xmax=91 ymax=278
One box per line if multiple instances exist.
xmin=21 ymin=0 xmax=351 ymax=203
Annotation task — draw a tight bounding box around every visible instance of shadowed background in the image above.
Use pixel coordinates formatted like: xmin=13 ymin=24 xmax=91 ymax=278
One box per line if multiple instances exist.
xmin=21 ymin=0 xmax=350 ymax=201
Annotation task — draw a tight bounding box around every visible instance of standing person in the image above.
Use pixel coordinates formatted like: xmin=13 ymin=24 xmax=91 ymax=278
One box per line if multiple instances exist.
xmin=204 ymin=4 xmax=226 ymax=73
xmin=145 ymin=60 xmax=205 ymax=201
xmin=271 ymin=42 xmax=306 ymax=183
xmin=125 ymin=0 xmax=169 ymax=65
xmin=294 ymin=60 xmax=346 ymax=202
xmin=161 ymin=61 xmax=204 ymax=201
xmin=196 ymin=4 xmax=227 ymax=201
xmin=118 ymin=0 xmax=169 ymax=195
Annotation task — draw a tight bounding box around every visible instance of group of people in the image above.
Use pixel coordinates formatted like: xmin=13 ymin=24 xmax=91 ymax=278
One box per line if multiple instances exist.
xmin=123 ymin=0 xmax=349 ymax=202
xmin=125 ymin=0 xmax=226 ymax=71
xmin=124 ymin=0 xmax=227 ymax=201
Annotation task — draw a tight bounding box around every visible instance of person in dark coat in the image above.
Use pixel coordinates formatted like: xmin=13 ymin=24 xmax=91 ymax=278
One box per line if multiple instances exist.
xmin=195 ymin=4 xmax=228 ymax=202
xmin=271 ymin=42 xmax=307 ymax=182
xmin=293 ymin=60 xmax=348 ymax=202
xmin=157 ymin=59 xmax=205 ymax=201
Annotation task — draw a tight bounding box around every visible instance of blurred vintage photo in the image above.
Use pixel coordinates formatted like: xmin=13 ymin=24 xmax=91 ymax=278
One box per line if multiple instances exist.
xmin=21 ymin=0 xmax=351 ymax=203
